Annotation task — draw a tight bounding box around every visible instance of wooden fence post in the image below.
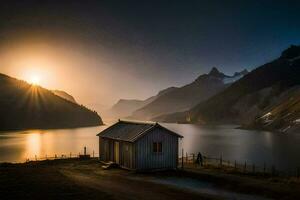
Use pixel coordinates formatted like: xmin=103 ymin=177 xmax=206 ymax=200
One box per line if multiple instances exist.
xmin=181 ymin=148 xmax=184 ymax=169
xmin=93 ymin=150 xmax=95 ymax=158
xmin=35 ymin=155 xmax=37 ymax=161
xmin=186 ymin=152 xmax=188 ymax=163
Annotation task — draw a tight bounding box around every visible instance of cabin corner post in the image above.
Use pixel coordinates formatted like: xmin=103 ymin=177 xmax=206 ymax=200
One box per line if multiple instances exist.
xmin=98 ymin=136 xmax=101 ymax=160
xmin=175 ymin=138 xmax=179 ymax=169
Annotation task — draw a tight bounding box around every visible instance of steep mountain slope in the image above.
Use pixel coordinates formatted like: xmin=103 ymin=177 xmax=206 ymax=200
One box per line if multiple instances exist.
xmin=155 ymin=45 xmax=300 ymax=133
xmin=0 ymin=73 xmax=103 ymax=130
xmin=131 ymin=68 xmax=247 ymax=120
xmin=247 ymin=86 xmax=300 ymax=133
xmin=107 ymin=87 xmax=177 ymax=119
xmin=52 ymin=90 xmax=77 ymax=103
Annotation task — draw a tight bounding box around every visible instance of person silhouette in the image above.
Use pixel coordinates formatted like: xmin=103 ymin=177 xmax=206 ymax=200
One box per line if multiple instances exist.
xmin=196 ymin=152 xmax=203 ymax=166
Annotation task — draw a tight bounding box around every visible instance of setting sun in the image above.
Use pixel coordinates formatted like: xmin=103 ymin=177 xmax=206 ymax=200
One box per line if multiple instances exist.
xmin=29 ymin=75 xmax=41 ymax=85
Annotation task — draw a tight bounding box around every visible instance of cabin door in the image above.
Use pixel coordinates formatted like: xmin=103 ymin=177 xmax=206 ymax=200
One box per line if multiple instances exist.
xmin=114 ymin=141 xmax=120 ymax=164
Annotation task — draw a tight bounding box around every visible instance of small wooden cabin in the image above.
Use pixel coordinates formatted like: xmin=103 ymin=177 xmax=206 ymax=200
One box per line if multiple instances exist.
xmin=97 ymin=120 xmax=183 ymax=170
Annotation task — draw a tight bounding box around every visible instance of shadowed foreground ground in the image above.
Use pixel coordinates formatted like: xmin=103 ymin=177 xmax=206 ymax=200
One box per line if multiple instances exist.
xmin=1 ymin=159 xmax=300 ymax=200
xmin=0 ymin=159 xmax=213 ymax=200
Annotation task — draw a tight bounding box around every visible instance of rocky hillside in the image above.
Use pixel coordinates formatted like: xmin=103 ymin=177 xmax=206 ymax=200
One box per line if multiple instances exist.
xmin=131 ymin=68 xmax=247 ymax=120
xmin=246 ymin=86 xmax=300 ymax=133
xmin=155 ymin=45 xmax=300 ymax=133
xmin=0 ymin=73 xmax=103 ymax=130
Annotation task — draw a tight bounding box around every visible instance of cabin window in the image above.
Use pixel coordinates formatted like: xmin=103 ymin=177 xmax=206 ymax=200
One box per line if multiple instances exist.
xmin=152 ymin=142 xmax=162 ymax=153
xmin=157 ymin=142 xmax=162 ymax=152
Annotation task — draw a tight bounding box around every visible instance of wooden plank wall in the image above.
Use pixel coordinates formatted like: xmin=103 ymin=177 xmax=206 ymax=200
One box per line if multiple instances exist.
xmin=99 ymin=138 xmax=114 ymax=162
xmin=99 ymin=138 xmax=136 ymax=169
xmin=120 ymin=142 xmax=135 ymax=169
xmin=135 ymin=127 xmax=178 ymax=170
xmin=99 ymin=127 xmax=179 ymax=170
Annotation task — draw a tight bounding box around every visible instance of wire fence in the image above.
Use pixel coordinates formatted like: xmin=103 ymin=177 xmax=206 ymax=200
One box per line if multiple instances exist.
xmin=25 ymin=151 xmax=99 ymax=162
xmin=179 ymin=153 xmax=300 ymax=178
xmin=24 ymin=150 xmax=300 ymax=179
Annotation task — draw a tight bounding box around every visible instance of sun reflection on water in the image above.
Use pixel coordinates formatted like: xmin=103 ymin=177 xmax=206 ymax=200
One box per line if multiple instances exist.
xmin=25 ymin=131 xmax=42 ymax=159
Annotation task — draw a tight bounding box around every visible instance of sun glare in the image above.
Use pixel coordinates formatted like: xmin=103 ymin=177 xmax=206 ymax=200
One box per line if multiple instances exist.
xmin=29 ymin=75 xmax=41 ymax=85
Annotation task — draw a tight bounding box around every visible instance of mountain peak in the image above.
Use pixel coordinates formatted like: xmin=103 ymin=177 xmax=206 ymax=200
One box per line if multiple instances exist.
xmin=281 ymin=45 xmax=300 ymax=59
xmin=208 ymin=67 xmax=226 ymax=78
xmin=209 ymin=67 xmax=220 ymax=75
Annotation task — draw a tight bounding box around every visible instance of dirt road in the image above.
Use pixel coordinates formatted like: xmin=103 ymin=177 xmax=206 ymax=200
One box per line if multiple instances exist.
xmin=1 ymin=159 xmax=299 ymax=200
xmin=0 ymin=159 xmax=217 ymax=200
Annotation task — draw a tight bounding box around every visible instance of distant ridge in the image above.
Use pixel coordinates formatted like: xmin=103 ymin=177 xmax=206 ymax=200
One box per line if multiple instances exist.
xmin=0 ymin=73 xmax=103 ymax=130
xmin=154 ymin=45 xmax=300 ymax=133
xmin=106 ymin=87 xmax=177 ymax=119
xmin=130 ymin=68 xmax=248 ymax=120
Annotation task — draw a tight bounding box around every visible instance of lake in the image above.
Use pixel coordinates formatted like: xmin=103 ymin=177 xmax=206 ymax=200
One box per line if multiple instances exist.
xmin=1 ymin=123 xmax=300 ymax=172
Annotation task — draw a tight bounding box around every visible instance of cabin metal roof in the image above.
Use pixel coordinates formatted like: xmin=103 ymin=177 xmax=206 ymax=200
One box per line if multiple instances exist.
xmin=97 ymin=119 xmax=183 ymax=142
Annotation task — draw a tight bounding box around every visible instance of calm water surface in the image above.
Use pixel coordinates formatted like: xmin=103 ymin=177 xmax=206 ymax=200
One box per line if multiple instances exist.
xmin=1 ymin=124 xmax=300 ymax=171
